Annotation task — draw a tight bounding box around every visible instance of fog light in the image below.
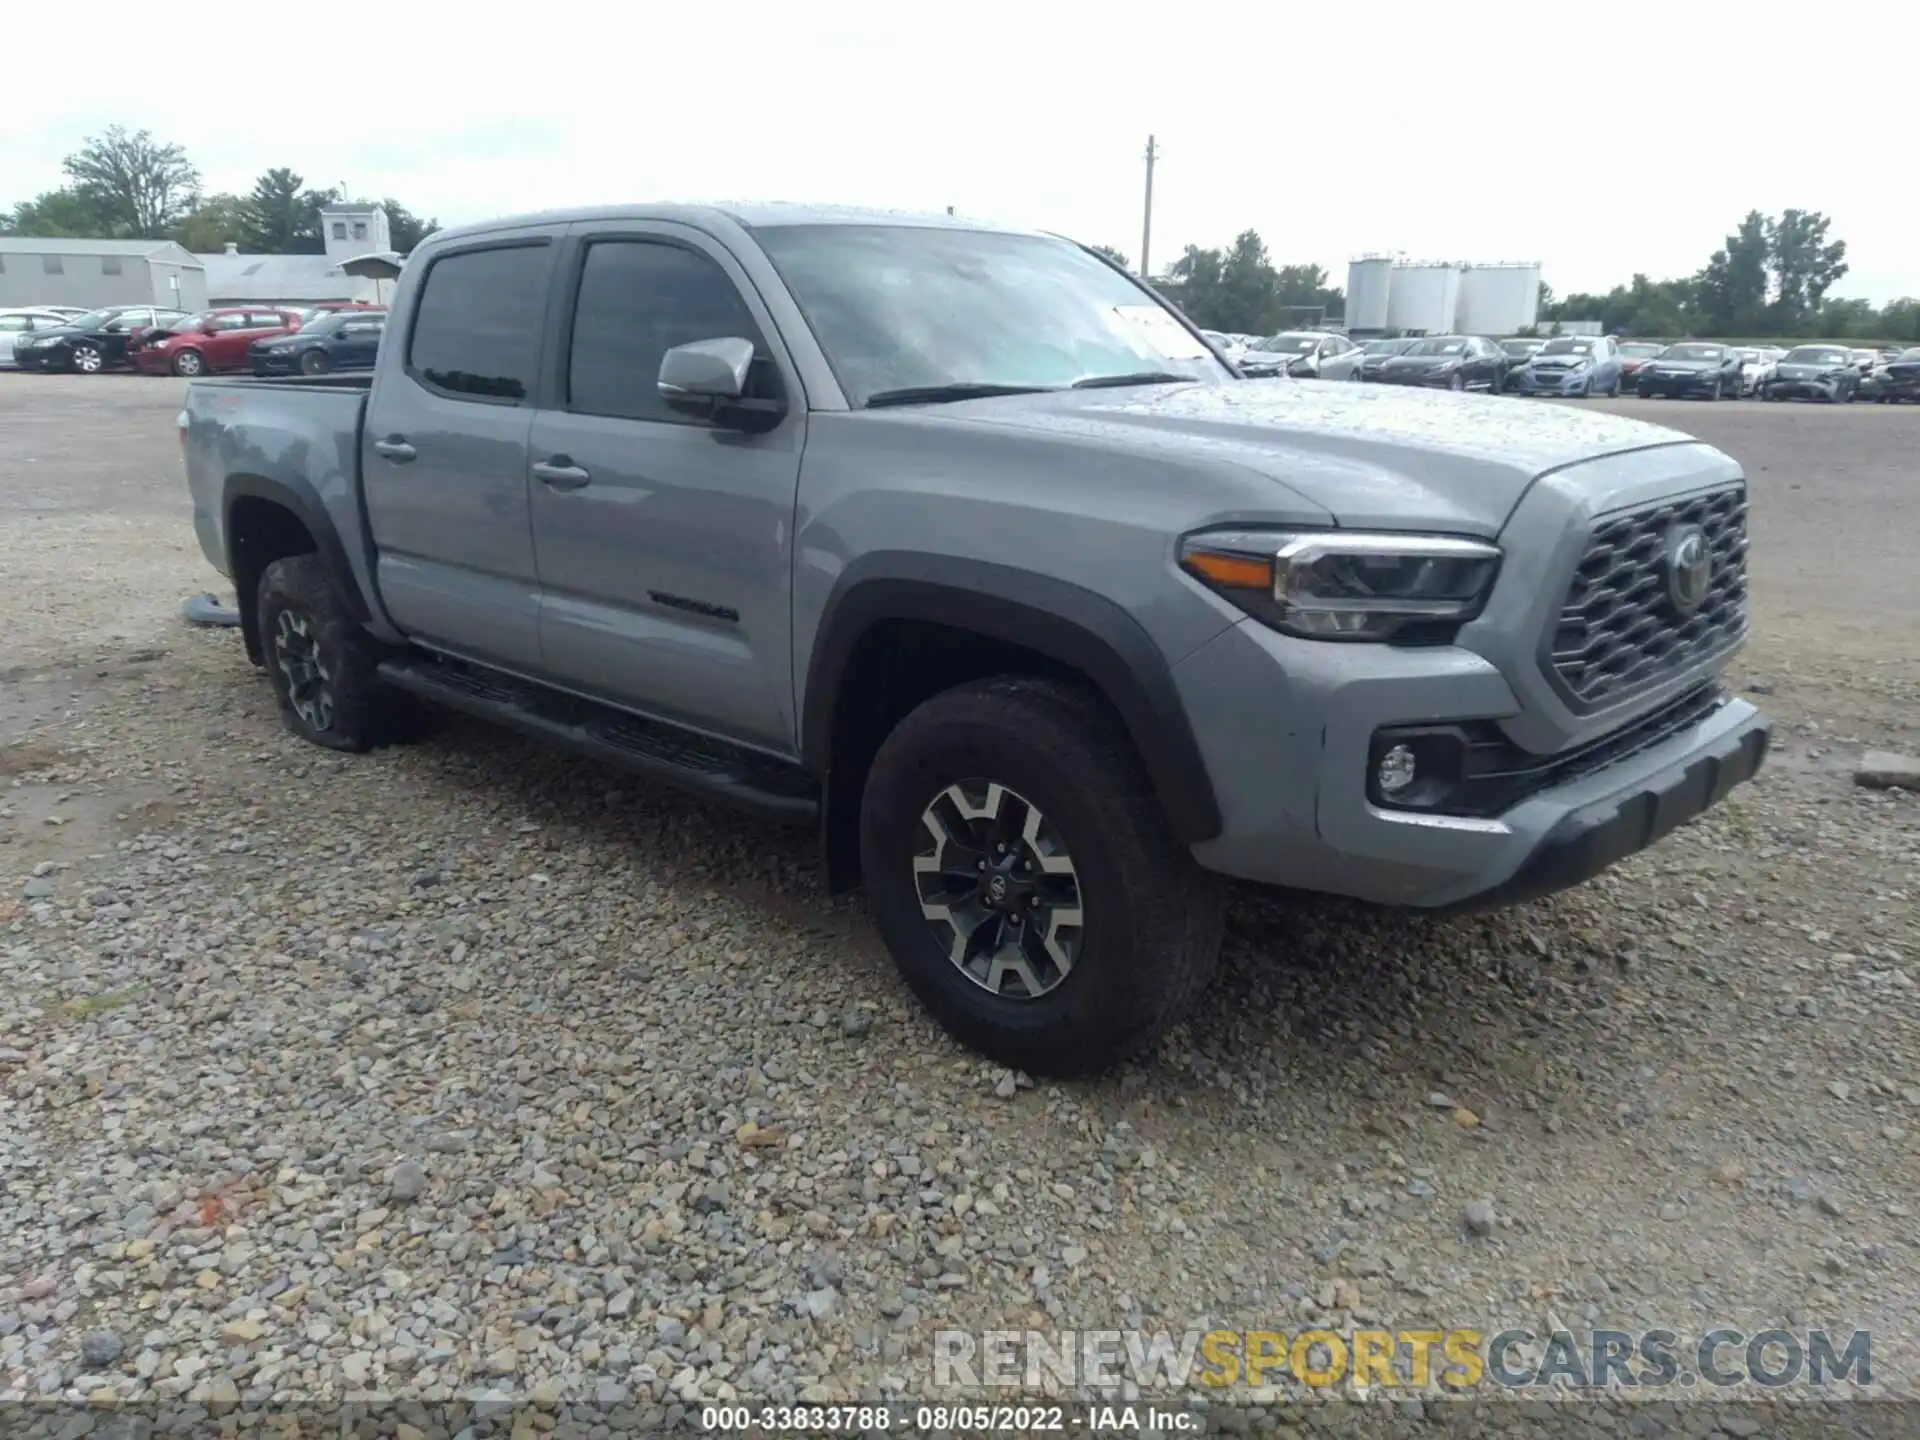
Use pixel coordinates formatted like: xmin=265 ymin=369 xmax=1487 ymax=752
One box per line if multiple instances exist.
xmin=1377 ymin=743 xmax=1418 ymax=795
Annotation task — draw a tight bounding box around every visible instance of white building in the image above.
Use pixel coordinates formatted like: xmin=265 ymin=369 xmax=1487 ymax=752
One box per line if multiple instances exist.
xmin=0 ymin=238 xmax=208 ymax=312
xmin=197 ymin=202 xmax=393 ymax=309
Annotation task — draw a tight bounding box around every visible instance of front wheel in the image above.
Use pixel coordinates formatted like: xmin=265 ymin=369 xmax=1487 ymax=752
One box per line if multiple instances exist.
xmin=71 ymin=343 xmax=104 ymax=374
xmin=171 ymin=348 xmax=205 ymax=377
xmin=1709 ymin=377 xmax=1723 ymax=401
xmin=299 ymin=349 xmax=331 ymax=376
xmin=859 ymin=677 xmax=1225 ymax=1076
xmin=1449 ymin=372 xmax=1465 ymax=392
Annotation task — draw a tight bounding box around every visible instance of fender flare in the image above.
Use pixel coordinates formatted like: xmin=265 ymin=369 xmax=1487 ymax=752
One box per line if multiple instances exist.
xmin=222 ymin=472 xmax=371 ymax=624
xmin=800 ymin=553 xmax=1223 ymax=845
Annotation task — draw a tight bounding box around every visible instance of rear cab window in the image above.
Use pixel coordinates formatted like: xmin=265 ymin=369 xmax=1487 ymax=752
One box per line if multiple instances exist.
xmin=406 ymin=243 xmax=552 ymax=402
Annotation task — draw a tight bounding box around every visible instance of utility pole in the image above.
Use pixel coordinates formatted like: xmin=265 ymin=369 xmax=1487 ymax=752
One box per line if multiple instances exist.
xmin=1139 ymin=135 xmax=1158 ymax=278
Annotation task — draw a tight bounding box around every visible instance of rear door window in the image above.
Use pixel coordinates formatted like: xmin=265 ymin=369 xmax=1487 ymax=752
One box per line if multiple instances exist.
xmin=407 ymin=243 xmax=551 ymax=402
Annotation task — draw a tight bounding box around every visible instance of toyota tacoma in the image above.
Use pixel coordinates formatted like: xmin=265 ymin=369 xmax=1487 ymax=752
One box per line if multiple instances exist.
xmin=180 ymin=204 xmax=1770 ymax=1074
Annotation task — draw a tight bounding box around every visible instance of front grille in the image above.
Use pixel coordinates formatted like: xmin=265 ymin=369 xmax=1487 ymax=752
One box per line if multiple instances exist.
xmin=1548 ymin=484 xmax=1748 ymax=710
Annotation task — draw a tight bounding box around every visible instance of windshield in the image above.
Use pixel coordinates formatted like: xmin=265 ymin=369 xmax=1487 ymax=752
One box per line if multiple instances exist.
xmin=1665 ymin=344 xmax=1724 ymax=361
xmin=753 ymin=224 xmax=1233 ymax=404
xmin=1405 ymin=338 xmax=1468 ymax=356
xmin=1257 ymin=334 xmax=1319 ymax=355
xmin=1362 ymin=338 xmax=1409 ymax=355
xmin=1540 ymin=338 xmax=1594 ymax=356
xmin=1500 ymin=340 xmax=1540 ymax=356
xmin=1737 ymin=349 xmax=1761 ymax=361
xmin=1784 ymin=347 xmax=1849 ymax=365
xmin=1899 ymin=348 xmax=1920 ymax=361
xmin=67 ymin=308 xmax=120 ymax=330
xmin=300 ymin=313 xmax=345 ymax=333
xmin=1620 ymin=343 xmax=1665 ymax=357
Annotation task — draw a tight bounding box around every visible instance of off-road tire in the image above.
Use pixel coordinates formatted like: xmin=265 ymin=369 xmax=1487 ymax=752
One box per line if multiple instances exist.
xmin=256 ymin=554 xmax=423 ymax=752
xmin=859 ymin=676 xmax=1225 ymax=1075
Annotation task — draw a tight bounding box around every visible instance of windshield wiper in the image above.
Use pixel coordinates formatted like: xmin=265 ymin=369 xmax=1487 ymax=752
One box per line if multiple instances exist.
xmin=864 ymin=382 xmax=1058 ymax=408
xmin=1070 ymin=371 xmax=1196 ymax=389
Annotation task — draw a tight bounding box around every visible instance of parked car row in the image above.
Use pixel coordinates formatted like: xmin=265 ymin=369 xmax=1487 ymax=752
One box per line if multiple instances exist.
xmin=5 ymin=301 xmax=384 ymax=375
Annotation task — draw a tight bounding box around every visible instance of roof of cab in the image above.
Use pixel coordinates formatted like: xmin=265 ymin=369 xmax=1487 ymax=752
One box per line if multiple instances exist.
xmin=421 ymin=202 xmax=1049 ymax=248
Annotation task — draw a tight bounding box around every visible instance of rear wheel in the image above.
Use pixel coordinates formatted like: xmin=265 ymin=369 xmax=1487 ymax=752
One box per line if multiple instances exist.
xmin=257 ymin=555 xmax=423 ymax=753
xmin=171 ymin=348 xmax=205 ymax=377
xmin=859 ymin=676 xmax=1224 ymax=1075
xmin=299 ymin=349 xmax=330 ymax=376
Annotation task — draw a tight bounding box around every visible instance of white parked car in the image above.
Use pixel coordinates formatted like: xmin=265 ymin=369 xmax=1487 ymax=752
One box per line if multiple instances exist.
xmin=0 ymin=308 xmax=76 ymax=369
xmin=1240 ymin=330 xmax=1365 ymax=380
xmin=1736 ymin=346 xmax=1786 ymax=397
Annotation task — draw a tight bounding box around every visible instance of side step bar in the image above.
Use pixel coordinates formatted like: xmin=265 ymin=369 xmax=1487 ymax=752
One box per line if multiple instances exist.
xmin=377 ymin=655 xmax=819 ymax=823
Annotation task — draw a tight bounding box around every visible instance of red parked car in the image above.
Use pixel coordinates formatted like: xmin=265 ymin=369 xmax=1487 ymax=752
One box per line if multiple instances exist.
xmin=134 ymin=308 xmax=302 ymax=377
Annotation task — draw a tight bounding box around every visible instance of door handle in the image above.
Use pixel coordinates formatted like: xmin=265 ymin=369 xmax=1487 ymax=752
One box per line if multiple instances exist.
xmin=372 ymin=436 xmax=416 ymax=463
xmin=532 ymin=458 xmax=591 ymax=491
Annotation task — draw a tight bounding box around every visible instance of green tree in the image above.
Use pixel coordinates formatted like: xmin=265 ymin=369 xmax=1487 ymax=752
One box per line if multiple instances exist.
xmin=173 ymin=194 xmax=251 ymax=252
xmin=381 ymin=199 xmax=439 ymax=254
xmin=1216 ymin=230 xmax=1283 ymax=334
xmin=1693 ymin=210 xmax=1770 ymax=335
xmin=1163 ymin=244 xmax=1226 ymax=327
xmin=0 ymin=188 xmax=117 ymax=237
xmin=1766 ymin=209 xmax=1847 ymax=334
xmin=61 ymin=126 xmax=200 ymax=238
xmin=242 ymin=168 xmax=336 ymax=254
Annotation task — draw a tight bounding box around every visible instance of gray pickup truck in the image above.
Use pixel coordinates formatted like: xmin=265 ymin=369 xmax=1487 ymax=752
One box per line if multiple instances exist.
xmin=181 ymin=204 xmax=1770 ymax=1074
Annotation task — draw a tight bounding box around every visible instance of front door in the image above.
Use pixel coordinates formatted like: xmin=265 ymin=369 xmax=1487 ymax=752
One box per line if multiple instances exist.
xmin=526 ymin=221 xmax=807 ymax=753
xmin=360 ymin=231 xmax=560 ymax=673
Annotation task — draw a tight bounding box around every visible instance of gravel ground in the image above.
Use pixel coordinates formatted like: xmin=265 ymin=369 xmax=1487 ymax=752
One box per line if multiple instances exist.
xmin=2 ymin=375 xmax=1917 ymax=1428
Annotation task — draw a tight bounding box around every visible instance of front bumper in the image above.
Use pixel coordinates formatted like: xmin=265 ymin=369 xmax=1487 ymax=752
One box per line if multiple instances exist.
xmin=1766 ymin=377 xmax=1842 ymax=399
xmin=132 ymin=349 xmax=174 ymax=375
xmin=1516 ymin=370 xmax=1589 ymax=395
xmin=1637 ymin=370 xmax=1721 ymax=396
xmin=1435 ymin=705 xmax=1768 ymax=912
xmin=1375 ymin=370 xmax=1462 ymax=389
xmin=1175 ymin=616 xmax=1768 ymax=910
xmin=252 ymin=352 xmax=297 ymax=376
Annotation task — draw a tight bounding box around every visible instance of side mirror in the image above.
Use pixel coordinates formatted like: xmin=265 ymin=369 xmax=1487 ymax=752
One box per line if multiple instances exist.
xmin=658 ymin=336 xmax=784 ymax=434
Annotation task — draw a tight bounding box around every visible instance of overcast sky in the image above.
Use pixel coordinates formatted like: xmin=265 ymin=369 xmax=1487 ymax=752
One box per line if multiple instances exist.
xmin=3 ymin=5 xmax=1909 ymax=303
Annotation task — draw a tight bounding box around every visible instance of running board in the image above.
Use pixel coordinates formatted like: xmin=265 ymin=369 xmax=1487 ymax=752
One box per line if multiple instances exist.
xmin=376 ymin=655 xmax=818 ymax=823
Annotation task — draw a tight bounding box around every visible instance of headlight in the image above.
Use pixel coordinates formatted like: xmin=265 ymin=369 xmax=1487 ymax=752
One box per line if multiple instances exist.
xmin=1179 ymin=531 xmax=1502 ymax=641
xmin=268 ymin=344 xmax=294 ymax=355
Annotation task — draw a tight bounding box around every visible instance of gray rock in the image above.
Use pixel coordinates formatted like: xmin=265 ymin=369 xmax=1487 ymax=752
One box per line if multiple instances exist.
xmin=388 ymin=1159 xmax=427 ymax=1202
xmin=1463 ymin=1199 xmax=1498 ymax=1237
xmin=22 ymin=878 xmax=54 ymax=900
xmin=80 ymin=1330 xmax=125 ymax=1370
xmin=1854 ymin=751 xmax=1920 ymax=791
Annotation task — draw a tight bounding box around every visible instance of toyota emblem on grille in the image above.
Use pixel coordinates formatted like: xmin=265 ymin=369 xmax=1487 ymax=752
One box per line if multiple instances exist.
xmin=1665 ymin=525 xmax=1712 ymax=617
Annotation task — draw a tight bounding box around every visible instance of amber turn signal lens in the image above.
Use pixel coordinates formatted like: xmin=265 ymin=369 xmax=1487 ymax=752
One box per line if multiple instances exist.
xmin=1182 ymin=551 xmax=1273 ymax=591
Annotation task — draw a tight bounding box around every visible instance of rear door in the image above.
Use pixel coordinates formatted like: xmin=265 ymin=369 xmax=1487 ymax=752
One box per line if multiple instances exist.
xmin=361 ymin=229 xmax=561 ymax=672
xmin=204 ymin=311 xmax=261 ymax=369
xmin=524 ymin=220 xmax=807 ymax=751
xmin=335 ymin=315 xmax=385 ymax=370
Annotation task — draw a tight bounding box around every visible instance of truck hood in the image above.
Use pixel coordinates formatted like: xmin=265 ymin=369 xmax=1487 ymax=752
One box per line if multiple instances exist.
xmin=905 ymin=379 xmax=1701 ymax=535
